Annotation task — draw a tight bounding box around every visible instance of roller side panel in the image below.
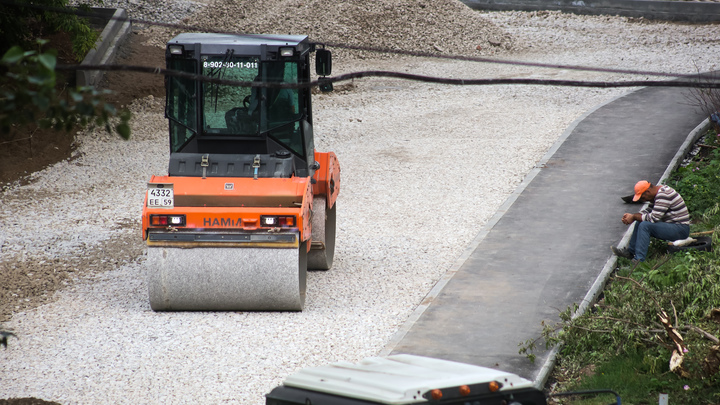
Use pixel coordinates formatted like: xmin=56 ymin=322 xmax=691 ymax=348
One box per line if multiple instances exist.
xmin=300 ymin=180 xmax=313 ymax=243
xmin=311 ymin=151 xmax=341 ymax=208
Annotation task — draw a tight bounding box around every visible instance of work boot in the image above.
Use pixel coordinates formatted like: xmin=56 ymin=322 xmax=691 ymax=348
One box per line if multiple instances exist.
xmin=611 ymin=246 xmax=633 ymax=259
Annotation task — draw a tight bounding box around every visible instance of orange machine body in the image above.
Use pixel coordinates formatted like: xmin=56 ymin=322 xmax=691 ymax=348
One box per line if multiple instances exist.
xmin=144 ymin=33 xmax=340 ymax=311
xmin=142 ymin=150 xmax=340 ymax=249
xmin=311 ymin=151 xmax=341 ymax=209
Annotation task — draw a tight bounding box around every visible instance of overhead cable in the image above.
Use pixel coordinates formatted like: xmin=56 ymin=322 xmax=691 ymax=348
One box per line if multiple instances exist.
xmin=2 ymin=0 xmax=713 ymax=83
xmin=56 ymin=64 xmax=720 ymax=89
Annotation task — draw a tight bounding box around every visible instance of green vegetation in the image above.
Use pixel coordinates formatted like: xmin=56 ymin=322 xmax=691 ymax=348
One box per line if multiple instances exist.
xmin=522 ymin=128 xmax=720 ymax=404
xmin=671 ymin=136 xmax=720 ymax=219
xmin=563 ymin=353 xmax=716 ymax=405
xmin=1 ymin=41 xmax=130 ymax=138
xmin=0 ymin=0 xmax=99 ymax=61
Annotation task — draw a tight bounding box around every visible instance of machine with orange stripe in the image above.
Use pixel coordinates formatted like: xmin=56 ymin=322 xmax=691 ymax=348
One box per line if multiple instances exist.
xmin=141 ymin=33 xmax=340 ymax=311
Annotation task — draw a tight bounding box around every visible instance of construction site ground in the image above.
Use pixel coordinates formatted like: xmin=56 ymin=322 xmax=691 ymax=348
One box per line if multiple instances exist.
xmin=1 ymin=4 xmax=718 ymax=404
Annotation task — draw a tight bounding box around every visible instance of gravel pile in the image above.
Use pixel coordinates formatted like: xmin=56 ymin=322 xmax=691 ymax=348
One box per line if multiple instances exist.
xmin=1 ymin=1 xmax=719 ymax=404
xmin=131 ymin=0 xmax=514 ymax=61
xmin=185 ymin=0 xmax=513 ymax=60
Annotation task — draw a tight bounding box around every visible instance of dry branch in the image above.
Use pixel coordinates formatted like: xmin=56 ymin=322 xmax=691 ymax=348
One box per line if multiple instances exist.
xmin=682 ymin=325 xmax=720 ymax=344
xmin=658 ymin=310 xmax=690 ymax=378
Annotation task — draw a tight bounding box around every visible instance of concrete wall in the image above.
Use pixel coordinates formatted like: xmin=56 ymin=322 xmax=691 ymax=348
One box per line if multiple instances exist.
xmin=77 ymin=8 xmax=132 ymax=87
xmin=460 ymin=0 xmax=720 ymax=22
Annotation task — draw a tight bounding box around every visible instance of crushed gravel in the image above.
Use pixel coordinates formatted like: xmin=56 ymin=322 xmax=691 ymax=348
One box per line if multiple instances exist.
xmin=1 ymin=1 xmax=719 ymax=404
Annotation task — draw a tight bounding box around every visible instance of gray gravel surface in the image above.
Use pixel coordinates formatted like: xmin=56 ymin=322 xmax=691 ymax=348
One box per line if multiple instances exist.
xmin=1 ymin=2 xmax=719 ymax=404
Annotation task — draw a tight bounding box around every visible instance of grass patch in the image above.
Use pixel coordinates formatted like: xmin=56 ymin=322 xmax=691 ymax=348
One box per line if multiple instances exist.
xmin=567 ymin=352 xmax=720 ymax=405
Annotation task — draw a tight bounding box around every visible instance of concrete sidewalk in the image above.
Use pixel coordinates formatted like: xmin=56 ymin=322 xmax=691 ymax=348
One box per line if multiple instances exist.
xmin=381 ymin=84 xmax=708 ymax=384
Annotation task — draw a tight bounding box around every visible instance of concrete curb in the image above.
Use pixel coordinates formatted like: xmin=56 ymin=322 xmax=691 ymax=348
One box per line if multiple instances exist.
xmin=460 ymin=0 xmax=720 ymax=22
xmin=77 ymin=8 xmax=132 ymax=87
xmin=532 ymin=117 xmax=713 ymax=390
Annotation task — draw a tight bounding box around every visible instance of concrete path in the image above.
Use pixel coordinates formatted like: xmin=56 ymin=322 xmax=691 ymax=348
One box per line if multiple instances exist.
xmin=382 ymin=85 xmax=708 ymax=384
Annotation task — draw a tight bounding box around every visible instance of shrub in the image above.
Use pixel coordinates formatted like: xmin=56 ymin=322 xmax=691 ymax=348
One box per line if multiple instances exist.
xmin=670 ymin=130 xmax=720 ymax=217
xmin=0 ymin=0 xmax=99 ymax=61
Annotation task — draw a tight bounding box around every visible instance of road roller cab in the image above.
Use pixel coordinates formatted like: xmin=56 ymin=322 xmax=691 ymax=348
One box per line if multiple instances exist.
xmin=141 ymin=33 xmax=340 ymax=311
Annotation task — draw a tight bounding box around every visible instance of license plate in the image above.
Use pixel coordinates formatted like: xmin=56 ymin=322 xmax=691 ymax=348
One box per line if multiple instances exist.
xmin=147 ymin=183 xmax=174 ymax=208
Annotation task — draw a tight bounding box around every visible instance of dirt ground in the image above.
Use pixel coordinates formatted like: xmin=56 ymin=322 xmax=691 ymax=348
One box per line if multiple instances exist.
xmin=0 ymin=31 xmax=164 ymax=323
xmin=0 ymin=31 xmax=165 ymax=186
xmin=0 ymin=400 xmax=62 ymax=405
xmin=98 ymin=32 xmax=166 ymax=109
xmin=0 ymin=31 xmax=77 ymax=187
xmin=0 ymin=30 xmax=164 ymax=405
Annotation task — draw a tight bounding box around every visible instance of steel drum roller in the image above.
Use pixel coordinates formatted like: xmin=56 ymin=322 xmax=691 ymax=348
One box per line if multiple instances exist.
xmin=147 ymin=244 xmax=307 ymax=311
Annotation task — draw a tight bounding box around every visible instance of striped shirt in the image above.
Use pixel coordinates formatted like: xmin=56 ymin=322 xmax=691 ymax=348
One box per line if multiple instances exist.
xmin=640 ymin=185 xmax=690 ymax=225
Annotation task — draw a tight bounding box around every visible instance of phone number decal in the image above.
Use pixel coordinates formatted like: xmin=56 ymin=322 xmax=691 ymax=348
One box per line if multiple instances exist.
xmin=203 ymin=61 xmax=258 ymax=69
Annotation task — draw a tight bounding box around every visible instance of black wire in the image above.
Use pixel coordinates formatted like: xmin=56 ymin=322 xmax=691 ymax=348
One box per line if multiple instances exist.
xmin=315 ymin=40 xmax=691 ymax=81
xmin=548 ymin=389 xmax=622 ymax=405
xmin=55 ymin=64 xmax=720 ymax=89
xmin=2 ymin=0 xmax=714 ymax=84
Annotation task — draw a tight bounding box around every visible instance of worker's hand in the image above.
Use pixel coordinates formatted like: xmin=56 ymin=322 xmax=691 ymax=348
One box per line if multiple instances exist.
xmin=621 ymin=213 xmax=635 ymax=225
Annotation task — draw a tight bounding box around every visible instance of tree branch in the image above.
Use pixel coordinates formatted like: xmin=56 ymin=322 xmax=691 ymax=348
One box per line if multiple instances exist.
xmin=615 ymin=276 xmax=662 ymax=310
xmin=682 ymin=325 xmax=720 ymax=344
xmin=588 ymin=315 xmax=659 ymax=330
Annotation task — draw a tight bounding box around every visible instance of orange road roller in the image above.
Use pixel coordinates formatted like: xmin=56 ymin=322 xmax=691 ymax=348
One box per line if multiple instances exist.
xmin=141 ymin=33 xmax=340 ymax=311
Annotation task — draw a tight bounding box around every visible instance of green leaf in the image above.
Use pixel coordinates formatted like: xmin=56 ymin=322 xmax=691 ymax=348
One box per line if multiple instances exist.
xmin=2 ymin=46 xmax=25 ymax=64
xmin=103 ymin=103 xmax=117 ymax=115
xmin=38 ymin=53 xmax=57 ymax=71
xmin=33 ymin=94 xmax=50 ymax=111
xmin=27 ymin=74 xmax=53 ymax=86
xmin=115 ymin=123 xmax=130 ymax=139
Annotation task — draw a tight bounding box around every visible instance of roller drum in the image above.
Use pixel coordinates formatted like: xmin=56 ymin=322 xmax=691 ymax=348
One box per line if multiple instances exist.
xmin=308 ymin=196 xmax=337 ymax=270
xmin=147 ymin=244 xmax=307 ymax=311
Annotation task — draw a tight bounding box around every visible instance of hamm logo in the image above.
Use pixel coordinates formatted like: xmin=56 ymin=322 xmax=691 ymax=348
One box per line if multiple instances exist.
xmin=204 ymin=218 xmax=242 ymax=227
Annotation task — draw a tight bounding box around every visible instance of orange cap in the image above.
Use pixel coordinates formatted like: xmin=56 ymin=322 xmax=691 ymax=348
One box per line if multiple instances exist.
xmin=633 ymin=180 xmax=651 ymax=201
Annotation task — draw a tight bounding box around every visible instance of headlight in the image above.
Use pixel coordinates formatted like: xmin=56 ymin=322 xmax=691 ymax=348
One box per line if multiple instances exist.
xmin=261 ymin=215 xmax=296 ymax=227
xmin=168 ymin=45 xmax=184 ymax=55
xmin=150 ymin=214 xmax=186 ymax=226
